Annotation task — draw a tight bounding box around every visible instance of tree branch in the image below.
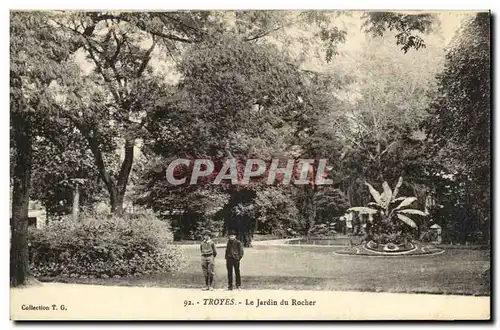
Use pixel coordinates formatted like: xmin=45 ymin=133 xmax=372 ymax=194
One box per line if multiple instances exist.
xmin=163 ymin=13 xmax=207 ymax=40
xmin=98 ymin=13 xmax=198 ymax=43
xmin=83 ymin=42 xmax=122 ymax=105
xmin=71 ymin=118 xmax=116 ymax=196
xmin=244 ymin=24 xmax=287 ymax=42
xmin=136 ymin=38 xmax=157 ymax=78
xmin=244 ymin=15 xmax=306 ymax=42
xmin=104 ymin=30 xmax=124 ymax=85
xmin=379 ymin=141 xmax=398 ymax=158
xmin=148 ymin=29 xmax=197 ymax=43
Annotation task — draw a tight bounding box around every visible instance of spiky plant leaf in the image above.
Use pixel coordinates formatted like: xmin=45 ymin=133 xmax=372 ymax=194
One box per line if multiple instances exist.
xmin=392 ymin=176 xmax=403 ymax=200
xmin=394 ymin=197 xmax=417 ymax=210
xmin=398 ymin=209 xmax=427 ymax=216
xmin=382 ymin=181 xmax=392 ymax=202
xmin=368 ymin=202 xmax=384 ymax=209
xmin=391 ymin=197 xmax=408 ymax=203
xmin=379 ymin=191 xmax=390 ymax=208
xmin=347 ymin=207 xmax=379 ymax=215
xmin=364 ymin=182 xmax=383 ymax=205
xmin=397 ymin=213 xmax=417 ymax=228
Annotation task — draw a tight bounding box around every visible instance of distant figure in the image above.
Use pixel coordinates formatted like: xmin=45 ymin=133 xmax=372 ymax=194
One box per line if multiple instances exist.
xmin=225 ymin=231 xmax=244 ymax=291
xmin=339 ymin=215 xmax=347 ymax=235
xmin=200 ymin=230 xmax=217 ymax=291
xmin=352 ymin=212 xmax=361 ymax=236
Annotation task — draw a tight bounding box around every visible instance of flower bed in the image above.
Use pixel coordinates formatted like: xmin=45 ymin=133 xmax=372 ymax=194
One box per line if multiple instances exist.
xmin=335 ymin=242 xmax=444 ymax=256
xmin=365 ymin=240 xmax=416 ymax=253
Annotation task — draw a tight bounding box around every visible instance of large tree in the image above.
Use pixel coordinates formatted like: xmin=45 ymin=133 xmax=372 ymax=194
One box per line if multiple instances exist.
xmin=305 ymin=24 xmax=446 ymax=208
xmin=424 ymin=12 xmax=491 ymax=243
xmin=140 ymin=35 xmax=329 ymax=245
xmin=10 ymin=11 xmax=77 ymax=286
xmin=52 ymin=12 xmax=180 ymax=215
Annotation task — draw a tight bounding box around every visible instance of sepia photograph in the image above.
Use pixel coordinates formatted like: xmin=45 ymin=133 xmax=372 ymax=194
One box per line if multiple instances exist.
xmin=9 ymin=8 xmax=491 ymax=320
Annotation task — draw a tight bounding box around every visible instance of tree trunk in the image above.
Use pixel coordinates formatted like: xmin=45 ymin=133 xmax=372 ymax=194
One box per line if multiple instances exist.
xmin=78 ymin=123 xmax=134 ymax=217
xmin=10 ymin=112 xmax=32 ymax=287
xmin=112 ymin=138 xmax=134 ymax=216
xmin=110 ymin=189 xmax=125 ymax=216
xmin=72 ymin=184 xmax=80 ymax=221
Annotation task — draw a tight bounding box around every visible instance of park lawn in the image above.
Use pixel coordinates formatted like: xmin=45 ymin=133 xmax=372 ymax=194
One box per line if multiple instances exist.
xmin=46 ymin=245 xmax=490 ymax=296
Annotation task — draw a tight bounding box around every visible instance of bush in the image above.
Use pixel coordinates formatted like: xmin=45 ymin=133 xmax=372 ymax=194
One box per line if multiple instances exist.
xmin=28 ymin=211 xmax=185 ymax=279
xmin=308 ymin=222 xmax=338 ymax=237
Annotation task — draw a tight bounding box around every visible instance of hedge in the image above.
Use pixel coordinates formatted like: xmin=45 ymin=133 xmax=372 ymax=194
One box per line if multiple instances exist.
xmin=28 ymin=212 xmax=185 ymax=279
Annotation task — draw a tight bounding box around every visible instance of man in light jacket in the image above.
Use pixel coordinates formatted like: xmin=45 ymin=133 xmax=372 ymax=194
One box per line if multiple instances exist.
xmin=200 ymin=230 xmax=217 ymax=291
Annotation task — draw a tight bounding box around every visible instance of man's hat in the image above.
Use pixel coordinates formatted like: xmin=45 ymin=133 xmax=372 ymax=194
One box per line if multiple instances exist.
xmin=202 ymin=229 xmax=211 ymax=236
xmin=228 ymin=230 xmax=237 ymax=236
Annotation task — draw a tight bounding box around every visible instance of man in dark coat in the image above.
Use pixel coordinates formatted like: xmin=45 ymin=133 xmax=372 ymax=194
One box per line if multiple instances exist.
xmin=225 ymin=231 xmax=244 ymax=290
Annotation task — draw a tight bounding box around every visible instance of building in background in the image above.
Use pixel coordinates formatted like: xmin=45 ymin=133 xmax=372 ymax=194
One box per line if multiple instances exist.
xmin=9 ymin=200 xmax=47 ymax=229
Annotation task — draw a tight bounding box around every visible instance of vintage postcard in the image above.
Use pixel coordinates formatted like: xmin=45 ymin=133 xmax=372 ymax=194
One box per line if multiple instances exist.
xmin=9 ymin=9 xmax=490 ymax=320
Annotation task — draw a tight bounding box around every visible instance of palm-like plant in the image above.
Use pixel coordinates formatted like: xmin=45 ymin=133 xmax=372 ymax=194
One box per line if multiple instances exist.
xmin=347 ymin=177 xmax=427 ymax=243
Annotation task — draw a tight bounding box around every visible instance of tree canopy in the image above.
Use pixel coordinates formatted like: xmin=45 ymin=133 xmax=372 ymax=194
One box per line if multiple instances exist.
xmin=424 ymin=12 xmax=490 ymax=242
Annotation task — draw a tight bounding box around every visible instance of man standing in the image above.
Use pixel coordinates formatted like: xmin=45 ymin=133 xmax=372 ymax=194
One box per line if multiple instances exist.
xmin=225 ymin=231 xmax=244 ymax=291
xmin=200 ymin=230 xmax=217 ymax=291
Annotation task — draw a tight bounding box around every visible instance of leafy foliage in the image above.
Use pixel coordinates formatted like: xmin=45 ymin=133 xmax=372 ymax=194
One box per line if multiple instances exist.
xmin=148 ymin=34 xmax=314 ymax=158
xmin=362 ymin=12 xmax=436 ymax=53
xmin=30 ymin=116 xmax=104 ymax=216
xmin=314 ymin=187 xmax=350 ymax=224
xmin=10 ymin=12 xmax=76 ymax=112
xmin=308 ymin=222 xmax=339 ymax=237
xmin=424 ymin=12 xmax=490 ymax=241
xmin=253 ymin=187 xmax=300 ymax=237
xmin=142 ymin=34 xmax=335 ymax=245
xmin=322 ymin=31 xmax=445 ymax=212
xmin=10 ymin=11 xmax=79 ymax=286
xmin=28 ymin=212 xmax=185 ymax=278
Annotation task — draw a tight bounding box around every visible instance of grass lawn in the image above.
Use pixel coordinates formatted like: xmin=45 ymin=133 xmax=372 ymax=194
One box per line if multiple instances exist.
xmin=46 ymin=245 xmax=490 ymax=296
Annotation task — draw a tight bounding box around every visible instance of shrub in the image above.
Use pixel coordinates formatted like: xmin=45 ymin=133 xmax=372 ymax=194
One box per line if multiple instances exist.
xmin=28 ymin=211 xmax=185 ymax=279
xmin=308 ymin=222 xmax=338 ymax=237
xmin=254 ymin=188 xmax=300 ymax=238
xmin=285 ymin=227 xmax=300 ymax=238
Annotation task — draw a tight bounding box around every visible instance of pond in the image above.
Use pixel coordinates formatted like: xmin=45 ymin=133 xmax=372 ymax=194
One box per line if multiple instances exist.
xmin=286 ymin=237 xmax=363 ymax=246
